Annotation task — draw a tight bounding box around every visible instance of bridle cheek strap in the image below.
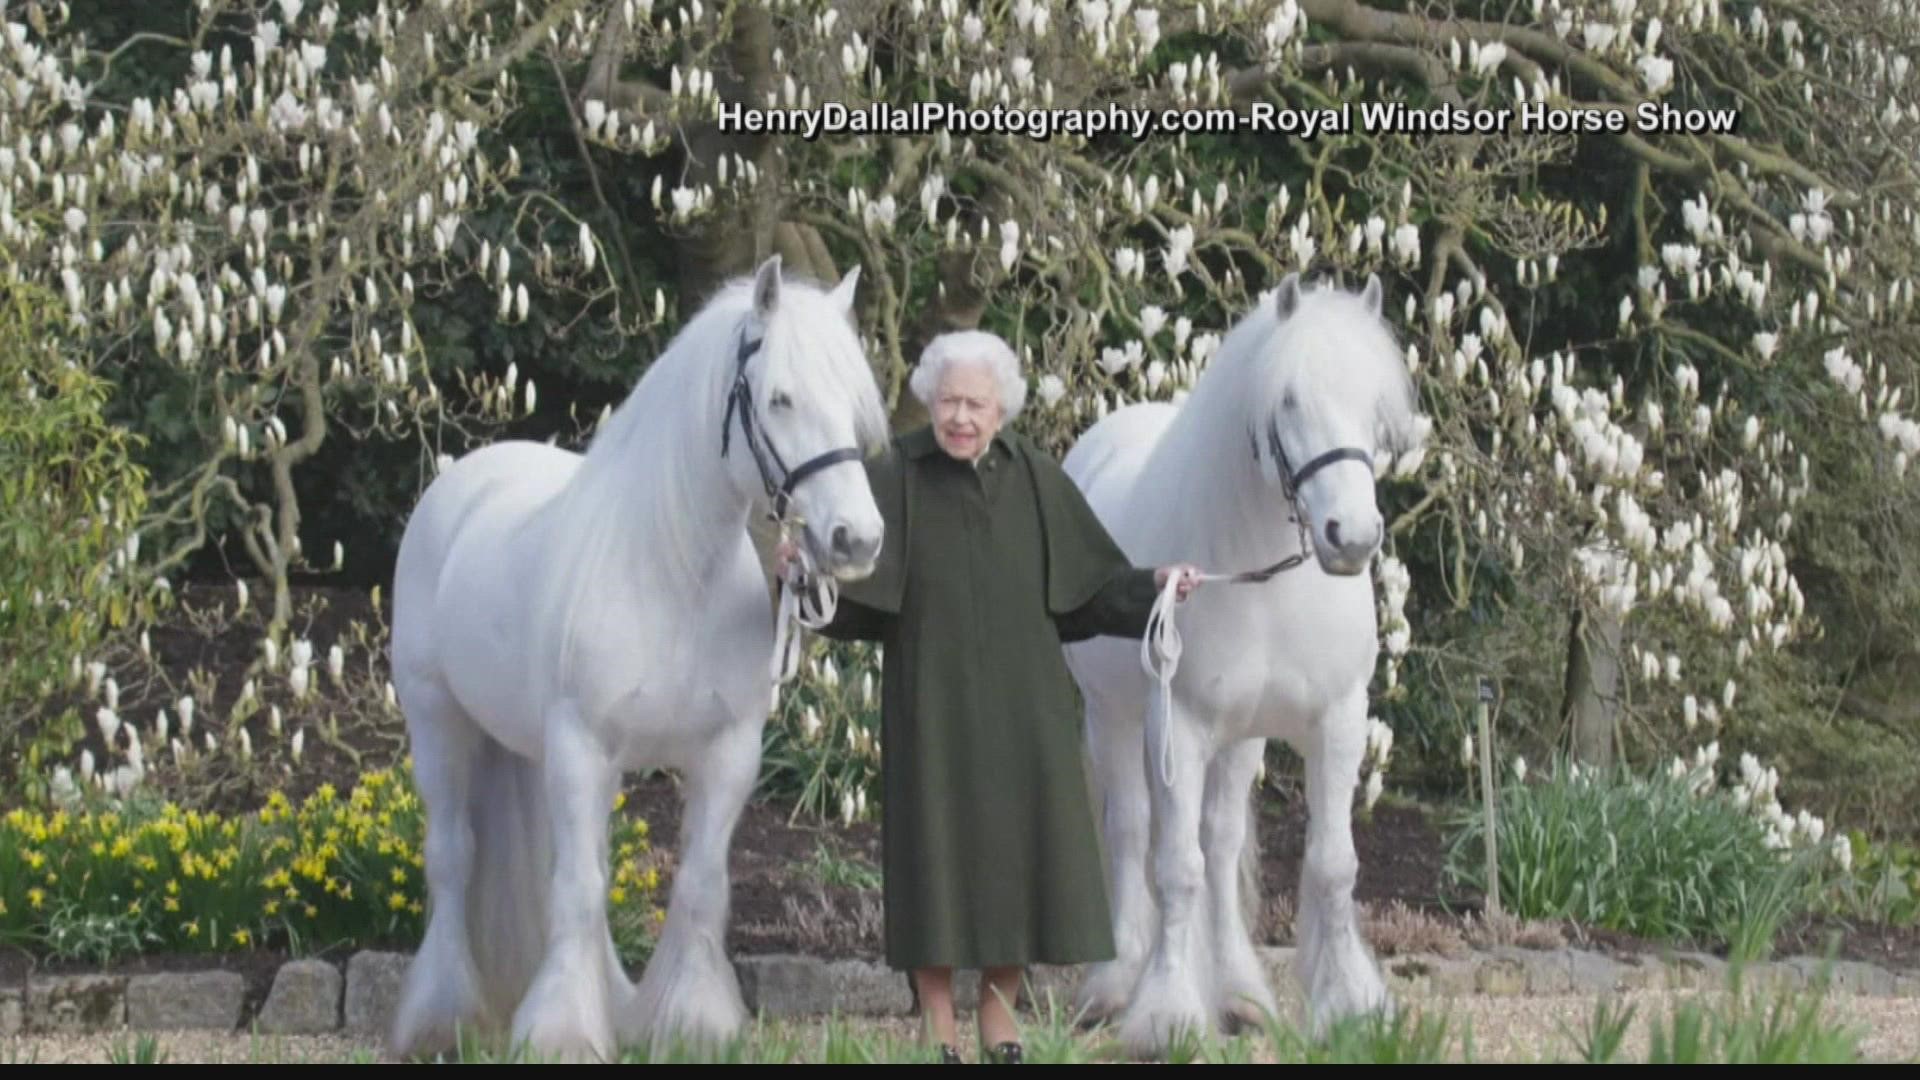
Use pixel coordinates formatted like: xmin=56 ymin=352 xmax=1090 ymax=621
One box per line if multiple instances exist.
xmin=719 ymin=323 xmax=865 ymax=697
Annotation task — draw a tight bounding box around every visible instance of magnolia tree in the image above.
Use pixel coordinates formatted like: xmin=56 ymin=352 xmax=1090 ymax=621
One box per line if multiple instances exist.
xmin=11 ymin=0 xmax=1919 ymax=830
xmin=574 ymin=0 xmax=1919 ymax=826
xmin=0 ymin=0 xmax=699 ymax=802
xmin=0 ymin=0 xmax=656 ymax=633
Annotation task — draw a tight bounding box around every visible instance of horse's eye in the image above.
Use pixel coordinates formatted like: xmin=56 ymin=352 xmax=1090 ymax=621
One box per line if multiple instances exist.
xmin=1282 ymin=392 xmax=1298 ymax=410
xmin=770 ymin=391 xmax=794 ymax=410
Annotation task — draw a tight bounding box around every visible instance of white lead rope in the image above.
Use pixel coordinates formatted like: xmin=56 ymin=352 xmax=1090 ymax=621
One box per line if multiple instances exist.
xmin=771 ymin=540 xmax=840 ymax=701
xmin=1140 ymin=569 xmax=1227 ymax=789
xmin=1139 ymin=556 xmax=1307 ymax=787
xmin=1140 ymin=572 xmax=1189 ymax=789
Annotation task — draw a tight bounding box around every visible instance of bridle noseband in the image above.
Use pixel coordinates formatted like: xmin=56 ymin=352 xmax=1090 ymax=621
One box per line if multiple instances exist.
xmin=721 ymin=324 xmax=865 ymax=527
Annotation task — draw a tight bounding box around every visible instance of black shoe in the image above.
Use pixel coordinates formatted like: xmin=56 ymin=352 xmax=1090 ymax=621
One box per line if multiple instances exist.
xmin=986 ymin=1042 xmax=1024 ymax=1064
xmin=939 ymin=1043 xmax=963 ymax=1064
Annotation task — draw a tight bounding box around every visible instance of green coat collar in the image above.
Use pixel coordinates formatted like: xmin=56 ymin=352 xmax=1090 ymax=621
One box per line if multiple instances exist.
xmin=836 ymin=423 xmax=1129 ymax=624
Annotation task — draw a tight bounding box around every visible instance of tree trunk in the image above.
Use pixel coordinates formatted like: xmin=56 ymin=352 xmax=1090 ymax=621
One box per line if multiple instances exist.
xmin=879 ymin=248 xmax=996 ymax=430
xmin=1562 ymin=606 xmax=1622 ymax=769
xmin=670 ymin=8 xmax=779 ymax=309
xmin=772 ymin=220 xmax=837 ymax=285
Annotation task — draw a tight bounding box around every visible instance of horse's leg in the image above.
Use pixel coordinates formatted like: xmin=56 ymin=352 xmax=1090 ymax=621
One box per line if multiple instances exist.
xmin=1074 ymin=689 xmax=1154 ymax=1025
xmin=510 ymin=701 xmax=620 ymax=1063
xmin=1295 ymin=688 xmax=1392 ymax=1036
xmin=1115 ymin=688 xmax=1214 ymax=1058
xmin=601 ymin=917 xmax=638 ymax=1043
xmin=1202 ymin=737 xmax=1277 ymax=1031
xmin=622 ymin=701 xmax=756 ymax=1057
xmin=388 ymin=676 xmax=490 ymax=1060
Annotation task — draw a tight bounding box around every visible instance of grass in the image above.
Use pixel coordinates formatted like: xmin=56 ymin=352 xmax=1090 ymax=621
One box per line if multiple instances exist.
xmin=375 ymin=975 xmax=1881 ymax=1064
xmin=23 ymin=970 xmax=1886 ymax=1064
xmin=106 ymin=1033 xmax=168 ymax=1064
xmin=801 ymin=840 xmax=882 ymax=891
xmin=1572 ymin=969 xmax=1869 ymax=1064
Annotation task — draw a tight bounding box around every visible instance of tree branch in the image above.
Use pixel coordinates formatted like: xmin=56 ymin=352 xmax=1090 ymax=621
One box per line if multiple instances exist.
xmin=548 ymin=49 xmax=643 ymax=314
xmin=1292 ymin=42 xmax=1455 ymax=99
xmin=455 ymin=0 xmax=599 ymax=93
xmin=1298 ymin=0 xmax=1852 ymax=201
xmin=578 ymin=0 xmax=676 ymax=118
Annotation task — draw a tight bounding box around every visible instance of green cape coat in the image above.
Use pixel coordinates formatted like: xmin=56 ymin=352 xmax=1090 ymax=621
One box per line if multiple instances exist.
xmin=818 ymin=424 xmax=1161 ymax=972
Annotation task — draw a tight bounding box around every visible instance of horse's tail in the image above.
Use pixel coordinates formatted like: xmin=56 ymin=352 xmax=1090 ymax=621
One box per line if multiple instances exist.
xmin=465 ymin=732 xmax=554 ymax=1023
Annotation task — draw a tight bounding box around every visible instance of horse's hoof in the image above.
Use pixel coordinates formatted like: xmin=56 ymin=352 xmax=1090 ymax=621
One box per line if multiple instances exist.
xmin=1116 ymin=999 xmax=1212 ymax=1060
xmin=1071 ymin=962 xmax=1140 ymax=1028
xmin=517 ymin=1027 xmax=617 ymax=1065
xmin=623 ymin=990 xmax=748 ymax=1061
xmin=512 ymin=1001 xmax=617 ymax=1063
xmin=636 ymin=1021 xmax=745 ymax=1063
xmin=389 ymin=975 xmax=491 ymax=1061
xmin=1219 ymin=998 xmax=1271 ymax=1035
xmin=1070 ymin=994 xmax=1121 ymax=1030
xmin=387 ymin=1023 xmax=459 ymax=1063
xmin=1074 ymin=1011 xmax=1111 ymax=1033
xmin=1217 ymin=976 xmax=1281 ymax=1034
xmin=1306 ymin=979 xmax=1395 ymax=1039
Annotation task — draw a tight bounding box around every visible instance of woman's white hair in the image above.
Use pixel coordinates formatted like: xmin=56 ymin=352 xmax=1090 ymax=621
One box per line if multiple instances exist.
xmin=909 ymin=330 xmax=1027 ymax=421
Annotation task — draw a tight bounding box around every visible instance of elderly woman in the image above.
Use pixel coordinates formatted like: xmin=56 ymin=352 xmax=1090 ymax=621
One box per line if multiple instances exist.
xmin=781 ymin=330 xmax=1199 ymax=1063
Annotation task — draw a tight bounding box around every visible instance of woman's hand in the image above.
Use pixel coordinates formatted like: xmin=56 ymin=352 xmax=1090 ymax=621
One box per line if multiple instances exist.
xmin=775 ymin=538 xmax=800 ymax=580
xmin=1155 ymin=564 xmax=1202 ymax=602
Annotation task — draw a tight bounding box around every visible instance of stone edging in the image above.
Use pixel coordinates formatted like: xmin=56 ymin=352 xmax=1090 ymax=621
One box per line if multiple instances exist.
xmin=2 ymin=946 xmax=1915 ymax=1039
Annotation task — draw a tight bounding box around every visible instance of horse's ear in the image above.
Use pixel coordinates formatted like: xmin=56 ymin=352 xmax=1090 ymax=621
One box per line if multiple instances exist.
xmin=830 ymin=264 xmax=862 ymax=318
xmin=1273 ymin=272 xmax=1302 ymax=320
xmin=752 ymin=254 xmax=783 ymax=318
xmin=1361 ymin=272 xmax=1383 ymax=315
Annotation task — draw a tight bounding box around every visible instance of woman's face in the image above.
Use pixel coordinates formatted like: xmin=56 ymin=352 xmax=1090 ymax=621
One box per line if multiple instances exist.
xmin=931 ymin=360 xmax=1003 ymax=461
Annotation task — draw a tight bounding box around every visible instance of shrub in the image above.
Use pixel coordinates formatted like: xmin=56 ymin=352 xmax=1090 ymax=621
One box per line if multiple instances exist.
xmin=1442 ymin=755 xmax=1826 ymax=955
xmin=0 ymin=281 xmax=153 ymax=803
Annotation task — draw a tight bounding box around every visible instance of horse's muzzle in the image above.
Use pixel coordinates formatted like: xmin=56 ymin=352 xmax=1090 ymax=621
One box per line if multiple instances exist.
xmin=1312 ymin=518 xmax=1381 ymax=577
xmin=816 ymin=522 xmax=882 ymax=580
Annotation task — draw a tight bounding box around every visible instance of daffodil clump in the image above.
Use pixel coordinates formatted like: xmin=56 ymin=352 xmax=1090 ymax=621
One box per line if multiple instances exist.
xmin=0 ymin=762 xmax=663 ymax=964
xmin=607 ymin=790 xmax=664 ymax=916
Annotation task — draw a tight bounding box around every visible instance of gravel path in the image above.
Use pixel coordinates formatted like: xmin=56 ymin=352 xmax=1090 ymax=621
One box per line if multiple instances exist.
xmin=7 ymin=990 xmax=1918 ymax=1063
xmin=2 ymin=1030 xmax=370 ymax=1064
xmin=1429 ymin=991 xmax=1920 ymax=1063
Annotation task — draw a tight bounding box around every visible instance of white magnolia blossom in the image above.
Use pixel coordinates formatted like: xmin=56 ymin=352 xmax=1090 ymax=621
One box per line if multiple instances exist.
xmin=1037 ymin=373 xmax=1067 ymax=406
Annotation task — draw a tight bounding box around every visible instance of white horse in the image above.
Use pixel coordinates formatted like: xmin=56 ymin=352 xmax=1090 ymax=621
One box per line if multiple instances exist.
xmin=1060 ymin=272 xmax=1427 ymax=1055
xmin=385 ymin=255 xmax=890 ymax=1063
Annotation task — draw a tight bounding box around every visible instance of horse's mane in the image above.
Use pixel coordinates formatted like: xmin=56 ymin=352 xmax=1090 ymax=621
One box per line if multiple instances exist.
xmin=529 ymin=271 xmax=888 ymax=699
xmin=1131 ymin=278 xmax=1419 ymax=550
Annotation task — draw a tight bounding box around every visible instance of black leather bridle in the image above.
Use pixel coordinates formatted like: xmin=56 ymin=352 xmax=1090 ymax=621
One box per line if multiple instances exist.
xmin=725 ymin=321 xmax=868 ymax=686
xmin=721 ymin=324 xmax=865 ymax=526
